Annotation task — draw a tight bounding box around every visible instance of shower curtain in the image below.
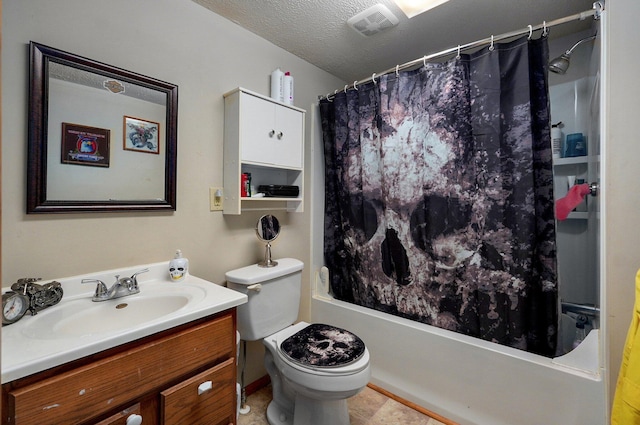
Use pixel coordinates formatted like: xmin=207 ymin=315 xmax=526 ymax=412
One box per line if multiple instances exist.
xmin=319 ymin=36 xmax=558 ymax=356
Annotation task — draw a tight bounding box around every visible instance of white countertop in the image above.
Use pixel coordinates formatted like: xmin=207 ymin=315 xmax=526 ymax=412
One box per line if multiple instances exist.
xmin=2 ymin=262 xmax=247 ymax=383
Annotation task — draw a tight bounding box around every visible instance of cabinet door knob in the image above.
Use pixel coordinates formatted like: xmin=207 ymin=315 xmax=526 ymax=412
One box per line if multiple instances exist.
xmin=277 ymin=132 xmax=283 ymax=139
xmin=198 ymin=380 xmax=213 ymax=395
xmin=126 ymin=414 xmax=143 ymax=425
xmin=269 ymin=130 xmax=275 ymax=137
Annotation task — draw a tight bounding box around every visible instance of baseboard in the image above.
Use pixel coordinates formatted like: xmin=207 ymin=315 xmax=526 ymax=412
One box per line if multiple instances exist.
xmin=243 ymin=377 xmax=457 ymax=425
xmin=244 ymin=374 xmax=271 ymax=397
xmin=366 ymin=383 xmax=459 ymax=425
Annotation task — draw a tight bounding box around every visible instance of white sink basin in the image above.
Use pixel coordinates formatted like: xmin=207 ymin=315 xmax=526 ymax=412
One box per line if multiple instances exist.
xmin=21 ymin=286 xmax=204 ymax=339
xmin=2 ymin=262 xmax=247 ymax=383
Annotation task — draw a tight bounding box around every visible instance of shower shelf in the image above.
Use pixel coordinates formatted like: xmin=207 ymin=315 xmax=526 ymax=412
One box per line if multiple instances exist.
xmin=553 ymin=154 xmax=599 ymax=166
xmin=564 ymin=212 xmax=588 ymax=220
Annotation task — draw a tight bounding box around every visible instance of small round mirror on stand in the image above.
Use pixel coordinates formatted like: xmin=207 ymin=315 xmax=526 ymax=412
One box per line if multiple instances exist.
xmin=256 ymin=215 xmax=280 ymax=268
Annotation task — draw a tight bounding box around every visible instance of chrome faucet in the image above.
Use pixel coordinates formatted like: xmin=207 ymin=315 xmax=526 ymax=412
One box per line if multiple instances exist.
xmin=82 ymin=268 xmax=149 ymax=302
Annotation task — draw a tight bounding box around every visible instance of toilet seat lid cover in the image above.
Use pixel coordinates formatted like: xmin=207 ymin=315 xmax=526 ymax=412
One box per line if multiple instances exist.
xmin=280 ymin=323 xmax=365 ymax=368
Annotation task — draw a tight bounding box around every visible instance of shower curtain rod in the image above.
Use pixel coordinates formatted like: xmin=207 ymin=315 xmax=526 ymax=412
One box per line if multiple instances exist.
xmin=321 ymin=3 xmax=602 ymax=101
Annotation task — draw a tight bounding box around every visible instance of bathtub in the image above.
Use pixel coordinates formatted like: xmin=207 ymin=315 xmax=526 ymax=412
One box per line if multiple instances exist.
xmin=310 ymin=275 xmax=606 ymax=425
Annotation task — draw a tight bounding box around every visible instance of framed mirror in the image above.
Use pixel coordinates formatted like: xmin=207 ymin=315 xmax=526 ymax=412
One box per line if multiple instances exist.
xmin=27 ymin=42 xmax=178 ymax=213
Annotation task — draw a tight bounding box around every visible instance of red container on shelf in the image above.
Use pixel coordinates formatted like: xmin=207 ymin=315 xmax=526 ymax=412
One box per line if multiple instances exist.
xmin=241 ymin=173 xmax=251 ymax=197
xmin=241 ymin=173 xmax=248 ymax=197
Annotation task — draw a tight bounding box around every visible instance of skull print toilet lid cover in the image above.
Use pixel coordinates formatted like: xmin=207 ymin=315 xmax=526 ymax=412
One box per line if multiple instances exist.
xmin=280 ymin=323 xmax=366 ymax=368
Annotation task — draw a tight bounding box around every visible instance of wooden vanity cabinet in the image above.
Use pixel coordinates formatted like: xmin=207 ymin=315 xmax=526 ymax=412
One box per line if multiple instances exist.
xmin=2 ymin=310 xmax=237 ymax=425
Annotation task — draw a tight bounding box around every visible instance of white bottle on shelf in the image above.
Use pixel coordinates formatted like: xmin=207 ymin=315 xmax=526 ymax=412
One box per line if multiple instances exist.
xmin=551 ymin=122 xmax=563 ymax=159
xmin=283 ymin=71 xmax=294 ymax=105
xmin=270 ymin=68 xmax=284 ymax=102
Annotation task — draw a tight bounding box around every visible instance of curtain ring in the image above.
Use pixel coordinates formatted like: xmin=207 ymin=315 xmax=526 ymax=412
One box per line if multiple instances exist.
xmin=344 ymin=84 xmax=348 ymax=93
xmin=372 ymin=73 xmax=377 ymax=84
xmin=528 ymin=25 xmax=533 ymax=40
xmin=594 ymin=1 xmax=603 ymax=18
xmin=395 ymin=65 xmax=400 ymax=76
xmin=456 ymin=45 xmax=461 ymax=60
xmin=542 ymin=21 xmax=548 ymax=36
xmin=423 ymin=55 xmax=427 ymax=67
xmin=326 ymin=93 xmax=333 ymax=102
xmin=353 ymin=80 xmax=358 ymax=90
xmin=489 ymin=35 xmax=495 ymax=51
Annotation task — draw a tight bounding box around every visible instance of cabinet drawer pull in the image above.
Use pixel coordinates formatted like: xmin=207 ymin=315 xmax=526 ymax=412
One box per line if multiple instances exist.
xmin=198 ymin=380 xmax=213 ymax=395
xmin=269 ymin=129 xmax=275 ymax=137
xmin=126 ymin=414 xmax=143 ymax=425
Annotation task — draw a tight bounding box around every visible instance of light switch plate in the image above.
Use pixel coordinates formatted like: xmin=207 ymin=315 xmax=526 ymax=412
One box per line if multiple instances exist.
xmin=210 ymin=187 xmax=224 ymax=211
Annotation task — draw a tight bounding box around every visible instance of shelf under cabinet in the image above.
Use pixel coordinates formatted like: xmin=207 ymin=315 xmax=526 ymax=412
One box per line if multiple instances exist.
xmin=235 ymin=197 xmax=303 ymax=213
xmin=241 ymin=197 xmax=302 ymax=201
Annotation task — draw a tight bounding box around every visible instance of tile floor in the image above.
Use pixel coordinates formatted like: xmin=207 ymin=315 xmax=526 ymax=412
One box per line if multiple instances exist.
xmin=237 ymin=385 xmax=447 ymax=425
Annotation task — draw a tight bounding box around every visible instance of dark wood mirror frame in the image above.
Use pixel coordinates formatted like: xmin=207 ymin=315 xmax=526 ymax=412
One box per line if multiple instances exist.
xmin=27 ymin=42 xmax=178 ymax=213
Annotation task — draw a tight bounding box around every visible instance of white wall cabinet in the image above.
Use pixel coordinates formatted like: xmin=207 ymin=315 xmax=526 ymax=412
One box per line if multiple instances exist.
xmin=223 ymin=87 xmax=305 ymax=214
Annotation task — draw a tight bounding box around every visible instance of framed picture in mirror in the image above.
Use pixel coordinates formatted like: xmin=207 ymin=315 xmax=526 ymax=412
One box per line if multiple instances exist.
xmin=60 ymin=122 xmax=110 ymax=167
xmin=123 ymin=116 xmax=160 ymax=154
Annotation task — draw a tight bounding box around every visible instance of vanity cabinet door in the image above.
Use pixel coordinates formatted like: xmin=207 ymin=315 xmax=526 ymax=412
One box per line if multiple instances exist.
xmin=161 ymin=358 xmax=235 ymax=425
xmin=239 ymin=91 xmax=303 ymax=169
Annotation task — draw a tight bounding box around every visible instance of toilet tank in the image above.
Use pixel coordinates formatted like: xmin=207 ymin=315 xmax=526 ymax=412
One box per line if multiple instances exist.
xmin=225 ymin=258 xmax=303 ymax=341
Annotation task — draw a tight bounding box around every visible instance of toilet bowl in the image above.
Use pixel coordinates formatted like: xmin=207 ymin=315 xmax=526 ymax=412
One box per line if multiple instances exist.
xmin=226 ymin=259 xmax=371 ymax=425
xmin=263 ymin=322 xmax=370 ymax=425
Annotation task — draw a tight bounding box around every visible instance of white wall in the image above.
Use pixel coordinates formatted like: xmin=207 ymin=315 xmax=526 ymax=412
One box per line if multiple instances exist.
xmin=604 ymin=0 xmax=640 ymax=408
xmin=2 ymin=0 xmax=344 ymax=384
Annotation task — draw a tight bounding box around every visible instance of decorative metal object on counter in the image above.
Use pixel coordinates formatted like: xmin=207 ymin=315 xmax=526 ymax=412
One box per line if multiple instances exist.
xmin=2 ymin=278 xmax=63 ymax=325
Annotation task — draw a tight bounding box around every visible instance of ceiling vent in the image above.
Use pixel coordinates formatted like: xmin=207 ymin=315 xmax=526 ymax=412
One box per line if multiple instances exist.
xmin=347 ymin=4 xmax=399 ymax=37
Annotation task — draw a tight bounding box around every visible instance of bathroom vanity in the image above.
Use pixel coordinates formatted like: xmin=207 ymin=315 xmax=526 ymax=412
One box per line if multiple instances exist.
xmin=1 ymin=263 xmax=247 ymax=425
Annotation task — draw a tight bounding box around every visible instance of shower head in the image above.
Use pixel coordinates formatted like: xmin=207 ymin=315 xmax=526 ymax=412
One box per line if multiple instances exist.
xmin=549 ymin=34 xmax=597 ymax=75
xmin=549 ymin=53 xmax=571 ymax=75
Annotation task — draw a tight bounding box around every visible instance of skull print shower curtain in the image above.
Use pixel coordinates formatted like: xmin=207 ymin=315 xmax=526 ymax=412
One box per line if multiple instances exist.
xmin=319 ymin=36 xmax=558 ymax=356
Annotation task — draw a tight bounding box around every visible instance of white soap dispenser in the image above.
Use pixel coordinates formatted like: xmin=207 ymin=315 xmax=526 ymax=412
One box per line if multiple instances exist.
xmin=169 ymin=249 xmax=189 ymax=282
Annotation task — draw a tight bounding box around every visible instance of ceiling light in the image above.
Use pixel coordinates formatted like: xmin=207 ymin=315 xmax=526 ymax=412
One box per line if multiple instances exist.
xmin=394 ymin=0 xmax=451 ymax=18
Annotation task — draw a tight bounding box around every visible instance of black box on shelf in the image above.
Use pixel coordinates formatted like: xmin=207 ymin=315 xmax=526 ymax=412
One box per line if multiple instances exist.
xmin=258 ymin=185 xmax=299 ymax=197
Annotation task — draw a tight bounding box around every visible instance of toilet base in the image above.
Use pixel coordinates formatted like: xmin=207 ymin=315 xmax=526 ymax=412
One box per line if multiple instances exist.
xmin=266 ymin=395 xmax=350 ymax=425
xmin=266 ymin=399 xmax=293 ymax=425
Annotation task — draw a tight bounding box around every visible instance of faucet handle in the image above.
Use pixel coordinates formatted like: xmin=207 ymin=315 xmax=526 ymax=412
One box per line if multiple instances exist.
xmin=117 ymin=276 xmax=135 ymax=291
xmin=130 ymin=268 xmax=150 ymax=287
xmin=82 ymin=279 xmax=108 ymax=299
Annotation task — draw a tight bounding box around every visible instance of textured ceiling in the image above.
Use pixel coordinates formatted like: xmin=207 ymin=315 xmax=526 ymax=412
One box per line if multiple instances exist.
xmin=192 ymin=0 xmax=596 ymax=83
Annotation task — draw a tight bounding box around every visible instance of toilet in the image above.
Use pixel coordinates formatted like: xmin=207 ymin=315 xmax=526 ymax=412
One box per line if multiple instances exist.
xmin=226 ymin=258 xmax=370 ymax=425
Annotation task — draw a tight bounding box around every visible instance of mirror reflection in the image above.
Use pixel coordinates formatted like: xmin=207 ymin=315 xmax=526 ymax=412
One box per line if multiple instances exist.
xmin=27 ymin=42 xmax=178 ymax=213
xmin=256 ymin=215 xmax=280 ymax=242
xmin=256 ymin=215 xmax=280 ymax=267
